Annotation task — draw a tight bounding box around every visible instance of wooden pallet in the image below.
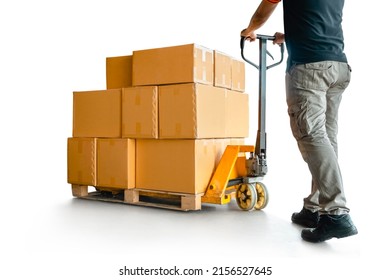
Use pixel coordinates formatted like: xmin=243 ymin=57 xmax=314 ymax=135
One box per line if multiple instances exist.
xmin=71 ymin=184 xmax=202 ymax=211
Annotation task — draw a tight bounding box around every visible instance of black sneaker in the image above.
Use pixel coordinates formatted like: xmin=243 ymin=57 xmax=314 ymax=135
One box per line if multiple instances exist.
xmin=291 ymin=207 xmax=319 ymax=228
xmin=301 ymin=214 xmax=358 ymax=243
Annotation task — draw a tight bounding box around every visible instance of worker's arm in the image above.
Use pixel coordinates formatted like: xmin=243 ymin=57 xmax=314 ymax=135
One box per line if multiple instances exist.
xmin=241 ymin=0 xmax=281 ymax=42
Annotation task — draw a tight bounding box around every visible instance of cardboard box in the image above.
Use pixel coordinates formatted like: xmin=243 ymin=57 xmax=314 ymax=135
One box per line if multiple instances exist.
xmin=67 ymin=138 xmax=97 ymax=186
xmin=136 ymin=139 xmax=215 ymax=194
xmin=96 ymin=138 xmax=136 ymax=189
xmin=159 ymin=83 xmax=226 ymax=139
xmin=159 ymin=83 xmax=249 ymax=139
xmin=122 ymin=86 xmax=158 ymax=138
xmin=225 ymin=90 xmax=249 ymax=137
xmin=106 ymin=55 xmax=133 ymax=89
xmin=231 ymin=58 xmax=245 ymax=92
xmin=73 ymin=89 xmax=121 ymax=138
xmin=214 ymin=50 xmax=232 ymax=89
xmin=132 ymin=44 xmax=213 ymax=86
xmin=136 ymin=138 xmax=246 ymax=194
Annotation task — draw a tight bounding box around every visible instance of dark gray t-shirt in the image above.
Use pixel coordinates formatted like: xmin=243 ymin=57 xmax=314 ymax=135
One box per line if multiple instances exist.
xmin=283 ymin=0 xmax=347 ymax=70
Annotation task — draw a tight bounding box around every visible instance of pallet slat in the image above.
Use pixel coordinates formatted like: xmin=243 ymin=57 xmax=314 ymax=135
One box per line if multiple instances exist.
xmin=71 ymin=184 xmax=202 ymax=211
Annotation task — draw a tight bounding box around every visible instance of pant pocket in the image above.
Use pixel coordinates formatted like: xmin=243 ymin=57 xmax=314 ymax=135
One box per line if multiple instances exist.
xmin=288 ymin=101 xmax=309 ymax=140
xmin=338 ymin=63 xmax=352 ymax=90
xmin=290 ymin=63 xmax=332 ymax=90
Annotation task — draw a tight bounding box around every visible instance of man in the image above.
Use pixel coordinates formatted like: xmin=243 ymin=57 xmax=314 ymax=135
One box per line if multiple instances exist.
xmin=241 ymin=0 xmax=358 ymax=242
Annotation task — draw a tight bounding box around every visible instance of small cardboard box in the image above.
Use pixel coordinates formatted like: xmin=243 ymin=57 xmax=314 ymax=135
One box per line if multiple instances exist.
xmin=214 ymin=50 xmax=232 ymax=89
xmin=132 ymin=43 xmax=213 ymax=86
xmin=136 ymin=138 xmax=246 ymax=194
xmin=73 ymin=89 xmax=121 ymax=138
xmin=231 ymin=58 xmax=245 ymax=92
xmin=67 ymin=138 xmax=97 ymax=186
xmin=106 ymin=55 xmax=133 ymax=89
xmin=158 ymin=83 xmax=226 ymax=139
xmin=122 ymin=86 xmax=158 ymax=139
xmin=96 ymin=138 xmax=136 ymax=189
xmin=225 ymin=90 xmax=249 ymax=137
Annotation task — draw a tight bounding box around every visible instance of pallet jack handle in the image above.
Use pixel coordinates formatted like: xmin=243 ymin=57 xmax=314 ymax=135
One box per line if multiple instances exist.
xmin=240 ymin=34 xmax=284 ymax=158
xmin=240 ymin=34 xmax=284 ymax=70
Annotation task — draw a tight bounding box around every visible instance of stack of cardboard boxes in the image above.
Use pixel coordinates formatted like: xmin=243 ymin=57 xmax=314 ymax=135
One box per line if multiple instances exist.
xmin=67 ymin=43 xmax=248 ymax=196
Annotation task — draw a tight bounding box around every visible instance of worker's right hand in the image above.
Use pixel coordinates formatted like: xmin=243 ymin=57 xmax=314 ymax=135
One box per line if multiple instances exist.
xmin=273 ymin=32 xmax=285 ymax=45
xmin=241 ymin=28 xmax=256 ymax=42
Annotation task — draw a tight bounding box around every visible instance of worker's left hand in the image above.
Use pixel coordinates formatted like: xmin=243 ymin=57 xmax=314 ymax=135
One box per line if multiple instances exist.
xmin=241 ymin=28 xmax=256 ymax=42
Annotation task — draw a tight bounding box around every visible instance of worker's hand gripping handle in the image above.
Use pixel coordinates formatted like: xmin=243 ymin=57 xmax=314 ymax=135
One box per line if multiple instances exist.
xmin=240 ymin=35 xmax=284 ymax=70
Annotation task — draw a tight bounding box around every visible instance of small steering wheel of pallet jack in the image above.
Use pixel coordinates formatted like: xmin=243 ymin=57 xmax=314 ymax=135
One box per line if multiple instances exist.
xmin=201 ymin=35 xmax=284 ymax=211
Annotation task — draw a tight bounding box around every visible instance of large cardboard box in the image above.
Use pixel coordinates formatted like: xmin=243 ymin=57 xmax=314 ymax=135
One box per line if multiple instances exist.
xmin=73 ymin=89 xmax=121 ymax=138
xmin=67 ymin=138 xmax=97 ymax=186
xmin=96 ymin=138 xmax=136 ymax=189
xmin=122 ymin=86 xmax=158 ymax=139
xmin=136 ymin=139 xmax=216 ymax=194
xmin=132 ymin=44 xmax=213 ymax=86
xmin=159 ymin=83 xmax=226 ymax=139
xmin=136 ymin=138 xmax=245 ymax=194
xmin=214 ymin=50 xmax=232 ymax=89
xmin=231 ymin=58 xmax=245 ymax=92
xmin=106 ymin=55 xmax=133 ymax=89
xmin=225 ymin=90 xmax=249 ymax=137
xmin=159 ymin=83 xmax=249 ymax=139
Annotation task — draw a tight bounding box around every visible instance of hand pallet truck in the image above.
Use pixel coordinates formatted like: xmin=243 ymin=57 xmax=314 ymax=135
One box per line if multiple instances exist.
xmin=73 ymin=35 xmax=283 ymax=212
xmin=201 ymin=34 xmax=284 ymax=211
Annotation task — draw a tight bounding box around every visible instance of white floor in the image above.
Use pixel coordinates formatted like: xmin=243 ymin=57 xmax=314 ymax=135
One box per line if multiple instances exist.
xmin=3 ymin=164 xmax=384 ymax=280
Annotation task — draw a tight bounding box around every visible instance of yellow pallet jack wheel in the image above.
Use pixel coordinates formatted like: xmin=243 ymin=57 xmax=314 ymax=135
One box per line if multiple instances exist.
xmin=236 ymin=183 xmax=257 ymax=211
xmin=254 ymin=182 xmax=269 ymax=210
xmin=236 ymin=182 xmax=269 ymax=211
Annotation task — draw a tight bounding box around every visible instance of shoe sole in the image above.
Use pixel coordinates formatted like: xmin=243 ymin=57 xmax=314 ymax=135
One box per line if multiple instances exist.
xmin=301 ymin=227 xmax=358 ymax=243
xmin=291 ymin=217 xmax=318 ymax=228
xmin=292 ymin=220 xmax=318 ymax=228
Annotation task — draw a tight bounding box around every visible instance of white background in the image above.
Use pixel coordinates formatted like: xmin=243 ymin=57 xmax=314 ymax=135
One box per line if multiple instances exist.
xmin=1 ymin=1 xmax=389 ymax=279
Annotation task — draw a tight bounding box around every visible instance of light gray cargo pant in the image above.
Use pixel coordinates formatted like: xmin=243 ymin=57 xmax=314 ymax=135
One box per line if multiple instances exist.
xmin=285 ymin=61 xmax=351 ymax=215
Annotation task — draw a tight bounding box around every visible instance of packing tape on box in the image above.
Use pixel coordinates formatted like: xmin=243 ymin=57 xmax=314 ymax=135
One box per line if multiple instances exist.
xmin=91 ymin=142 xmax=96 ymax=185
xmin=135 ymin=93 xmax=141 ymax=106
xmin=152 ymin=91 xmax=158 ymax=138
xmin=192 ymin=91 xmax=198 ymax=137
xmin=194 ymin=45 xmax=213 ymax=63
xmin=91 ymin=139 xmax=97 ymax=185
xmin=78 ymin=171 xmax=83 ymax=183
xmin=202 ymin=47 xmax=212 ymax=63
xmin=203 ymin=142 xmax=209 ymax=155
xmin=202 ymin=49 xmax=207 ymax=62
xmin=77 ymin=140 xmax=83 ymax=153
xmin=136 ymin=122 xmax=142 ymax=134
xmin=175 ymin=123 xmax=182 ymax=136
xmin=194 ymin=65 xmax=208 ymax=83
